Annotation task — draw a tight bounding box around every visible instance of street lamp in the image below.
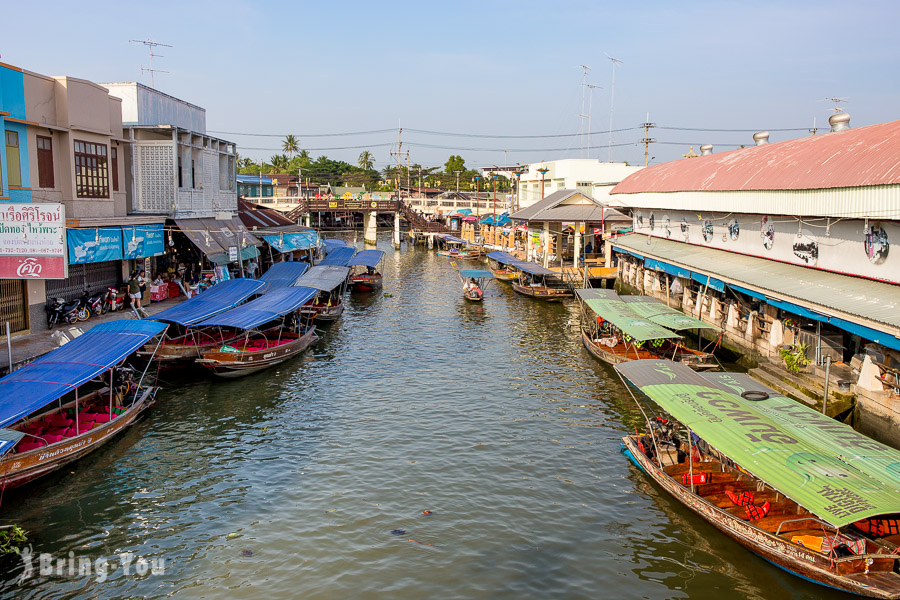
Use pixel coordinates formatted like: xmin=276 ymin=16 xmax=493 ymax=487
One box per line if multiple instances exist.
xmin=474 ymin=175 xmax=482 ymax=218
xmin=491 ymin=173 xmax=499 ymax=217
xmin=513 ymin=169 xmax=525 ymax=213
xmin=538 ymin=166 xmax=549 ymax=200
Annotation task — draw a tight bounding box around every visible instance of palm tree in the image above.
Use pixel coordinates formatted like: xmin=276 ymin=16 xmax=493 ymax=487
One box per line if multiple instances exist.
xmin=270 ymin=154 xmax=289 ymax=173
xmin=282 ymin=135 xmax=300 ymax=158
xmin=358 ymin=150 xmax=374 ymax=170
xmin=297 ymin=149 xmax=311 ymax=164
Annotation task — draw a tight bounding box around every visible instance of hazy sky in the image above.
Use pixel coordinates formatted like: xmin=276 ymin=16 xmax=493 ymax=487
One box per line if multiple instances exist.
xmin=3 ymin=0 xmax=898 ymax=172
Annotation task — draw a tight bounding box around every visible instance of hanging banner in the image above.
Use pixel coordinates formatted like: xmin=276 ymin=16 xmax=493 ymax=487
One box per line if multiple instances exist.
xmin=0 ymin=203 xmax=67 ymax=279
xmin=67 ymin=227 xmax=123 ymax=265
xmin=123 ymin=224 xmax=165 ymax=259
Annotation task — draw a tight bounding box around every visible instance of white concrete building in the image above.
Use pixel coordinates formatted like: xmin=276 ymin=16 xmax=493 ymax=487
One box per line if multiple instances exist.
xmin=101 ymin=82 xmax=237 ymax=218
xmin=515 ymin=159 xmax=642 ymax=209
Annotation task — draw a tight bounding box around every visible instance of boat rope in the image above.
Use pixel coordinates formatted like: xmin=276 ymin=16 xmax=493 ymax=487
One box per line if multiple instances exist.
xmin=616 ymin=370 xmax=662 ymax=463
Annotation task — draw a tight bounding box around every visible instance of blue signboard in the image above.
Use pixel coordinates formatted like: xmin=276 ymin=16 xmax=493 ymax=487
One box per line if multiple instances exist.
xmin=67 ymin=227 xmax=123 ymax=265
xmin=123 ymin=224 xmax=165 ymax=259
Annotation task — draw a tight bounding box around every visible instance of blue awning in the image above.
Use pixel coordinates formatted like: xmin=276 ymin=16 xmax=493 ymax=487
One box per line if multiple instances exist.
xmin=259 ymin=262 xmax=310 ymax=291
xmin=323 ymin=239 xmax=349 ymax=253
xmin=459 ymin=269 xmax=494 ymax=279
xmin=644 ymin=258 xmax=693 ymax=280
xmin=263 ymin=231 xmax=319 ymax=253
xmin=319 ymin=246 xmax=356 ymax=266
xmin=613 ymin=246 xmax=644 ymax=259
xmin=437 ymin=234 xmax=468 ymax=244
xmin=296 ymin=265 xmax=350 ymax=292
xmin=728 ymin=284 xmax=768 ymax=301
xmin=487 ymin=251 xmax=518 ymax=265
xmin=0 ymin=320 xmax=168 ymax=429
xmin=691 ymin=272 xmax=725 ymax=293
xmin=197 ymin=286 xmax=319 ymax=330
xmin=347 ymin=250 xmax=384 ymax=268
xmin=151 ymin=279 xmax=267 ymax=326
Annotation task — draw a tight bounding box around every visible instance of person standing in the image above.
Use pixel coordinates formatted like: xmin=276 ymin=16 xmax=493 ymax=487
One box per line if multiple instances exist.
xmin=128 ymin=270 xmax=148 ymax=316
xmin=247 ymin=258 xmax=258 ymax=279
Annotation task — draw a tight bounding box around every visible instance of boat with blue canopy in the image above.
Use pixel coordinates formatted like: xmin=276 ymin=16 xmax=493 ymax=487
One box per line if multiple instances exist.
xmin=347 ymin=249 xmax=385 ymax=292
xmin=295 ymin=265 xmax=351 ymax=322
xmin=142 ymin=278 xmax=267 ymax=363
xmin=194 ymin=286 xmax=320 ymax=378
xmin=510 ymin=260 xmax=573 ymax=301
xmin=617 ymin=359 xmax=900 ymax=598
xmin=319 ymin=246 xmax=356 ymax=267
xmin=486 ymin=251 xmax=520 ymax=281
xmin=0 ymin=320 xmax=167 ymax=488
xmin=457 ymin=268 xmax=495 ymax=302
xmin=258 ymin=262 xmax=310 ymax=291
xmin=435 ymin=234 xmax=485 ymax=259
xmin=322 ymin=238 xmax=349 ymax=254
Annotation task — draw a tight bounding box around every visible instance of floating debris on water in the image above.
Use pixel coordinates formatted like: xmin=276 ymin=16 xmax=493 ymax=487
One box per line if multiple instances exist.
xmin=390 ymin=529 xmax=406 ymax=535
xmin=241 ymin=549 xmax=253 ymax=557
xmin=422 ymin=510 xmax=432 ymax=516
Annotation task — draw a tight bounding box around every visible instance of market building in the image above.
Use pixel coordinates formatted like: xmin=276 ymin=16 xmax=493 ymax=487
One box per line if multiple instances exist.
xmin=608 ymin=114 xmax=900 ymax=444
xmin=515 ymin=159 xmax=642 ymax=210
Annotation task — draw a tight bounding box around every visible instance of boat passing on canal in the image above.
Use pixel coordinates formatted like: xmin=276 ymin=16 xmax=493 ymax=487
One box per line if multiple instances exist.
xmin=0 ymin=320 xmax=167 ymax=488
xmin=194 ymin=286 xmax=320 ymax=378
xmin=511 ymin=261 xmax=573 ymax=301
xmin=296 ymin=265 xmax=350 ymax=322
xmin=617 ymin=359 xmax=900 ymax=599
xmin=347 ymin=249 xmax=386 ymax=292
xmin=576 ymin=289 xmax=718 ymax=369
xmin=435 ymin=235 xmax=485 ymax=259
xmin=486 ymin=251 xmax=520 ymax=282
xmin=457 ymin=268 xmax=495 ymax=302
xmin=140 ymin=278 xmax=267 ymax=364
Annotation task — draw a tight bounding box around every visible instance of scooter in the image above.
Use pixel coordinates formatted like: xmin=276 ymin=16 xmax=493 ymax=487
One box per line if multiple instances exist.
xmin=101 ymin=286 xmax=125 ymax=313
xmin=74 ymin=291 xmax=92 ymax=322
xmin=84 ymin=288 xmax=105 ymax=318
xmin=45 ymin=297 xmax=80 ymax=328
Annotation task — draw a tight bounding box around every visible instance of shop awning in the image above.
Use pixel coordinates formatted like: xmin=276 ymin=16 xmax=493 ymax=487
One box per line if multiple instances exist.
xmin=196 ymin=286 xmax=319 ymax=330
xmin=150 ymin=278 xmax=267 ymax=326
xmin=613 ymin=234 xmax=900 ymax=348
xmin=295 ymin=265 xmax=350 ymax=292
xmin=259 ymin=262 xmax=310 ymax=291
xmin=263 ymin=230 xmax=319 ymax=253
xmin=175 ymin=217 xmax=262 ymax=264
xmin=0 ymin=320 xmax=168 ymax=429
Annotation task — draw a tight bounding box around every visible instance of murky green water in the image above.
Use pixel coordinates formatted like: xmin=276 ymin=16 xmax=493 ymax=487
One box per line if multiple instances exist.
xmin=0 ymin=235 xmax=851 ymax=599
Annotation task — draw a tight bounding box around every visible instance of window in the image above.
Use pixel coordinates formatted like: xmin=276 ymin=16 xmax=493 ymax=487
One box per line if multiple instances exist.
xmin=5 ymin=131 xmax=21 ymax=187
xmin=36 ymin=135 xmax=54 ymax=189
xmin=74 ymin=140 xmax=109 ymax=198
xmin=110 ymin=147 xmax=119 ymax=192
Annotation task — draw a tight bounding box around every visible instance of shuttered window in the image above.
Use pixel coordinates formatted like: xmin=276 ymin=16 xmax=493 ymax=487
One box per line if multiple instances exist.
xmin=0 ymin=280 xmax=28 ymax=335
xmin=37 ymin=135 xmax=54 ymax=189
xmin=5 ymin=131 xmax=21 ymax=187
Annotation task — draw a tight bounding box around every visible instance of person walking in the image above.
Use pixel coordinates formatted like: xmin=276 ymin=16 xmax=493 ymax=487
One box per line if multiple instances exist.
xmin=128 ymin=270 xmax=148 ymax=317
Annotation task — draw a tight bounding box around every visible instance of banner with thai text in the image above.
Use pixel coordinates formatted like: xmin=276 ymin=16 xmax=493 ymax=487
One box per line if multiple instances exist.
xmin=123 ymin=224 xmax=165 ymax=259
xmin=67 ymin=227 xmax=123 ymax=265
xmin=0 ymin=203 xmax=67 ymax=278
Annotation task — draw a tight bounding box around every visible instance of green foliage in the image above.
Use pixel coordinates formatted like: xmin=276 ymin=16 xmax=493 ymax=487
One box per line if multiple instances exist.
xmin=779 ymin=342 xmax=811 ymax=374
xmin=358 ymin=150 xmax=374 ymax=170
xmin=282 ymin=134 xmax=300 ymax=158
xmin=0 ymin=526 xmax=27 ymax=555
xmin=444 ymin=155 xmax=466 ymax=175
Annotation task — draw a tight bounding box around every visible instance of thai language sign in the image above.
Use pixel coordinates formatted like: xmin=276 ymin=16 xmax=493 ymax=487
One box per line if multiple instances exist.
xmin=67 ymin=227 xmax=123 ymax=265
xmin=123 ymin=225 xmax=165 ymax=259
xmin=0 ymin=203 xmax=67 ymax=279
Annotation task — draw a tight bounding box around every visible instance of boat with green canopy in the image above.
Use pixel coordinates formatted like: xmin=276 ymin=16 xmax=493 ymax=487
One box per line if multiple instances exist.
xmin=617 ymin=359 xmax=900 ymax=598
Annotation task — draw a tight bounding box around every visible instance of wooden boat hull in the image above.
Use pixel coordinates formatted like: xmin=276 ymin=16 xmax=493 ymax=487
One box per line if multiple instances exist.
xmin=302 ymin=302 xmax=344 ymax=322
xmin=581 ymin=329 xmax=656 ymax=365
xmin=197 ymin=328 xmax=318 ymax=378
xmin=622 ymin=435 xmax=900 ymax=599
xmin=2 ymin=388 xmax=157 ymax=489
xmin=464 ymin=292 xmax=483 ymax=302
xmin=511 ymin=282 xmax=573 ymax=301
xmin=138 ymin=333 xmax=242 ymax=363
xmin=490 ymin=268 xmax=518 ymax=282
xmin=350 ymin=274 xmax=383 ymax=292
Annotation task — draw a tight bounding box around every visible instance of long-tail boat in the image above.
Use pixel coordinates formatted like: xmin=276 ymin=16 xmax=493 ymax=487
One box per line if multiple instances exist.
xmin=295 ymin=265 xmax=350 ymax=322
xmin=258 ymin=261 xmax=310 ymax=291
xmin=511 ymin=261 xmax=573 ymax=301
xmin=347 ymin=249 xmax=385 ymax=292
xmin=0 ymin=320 xmax=167 ymax=488
xmin=457 ymin=268 xmax=495 ymax=302
xmin=486 ymin=251 xmax=520 ymax=282
xmin=435 ymin=235 xmax=485 ymax=259
xmin=194 ymin=286 xmax=319 ymax=378
xmin=140 ymin=278 xmax=267 ymax=364
xmin=577 ymin=289 xmax=718 ymax=370
xmin=617 ymin=359 xmax=900 ymax=599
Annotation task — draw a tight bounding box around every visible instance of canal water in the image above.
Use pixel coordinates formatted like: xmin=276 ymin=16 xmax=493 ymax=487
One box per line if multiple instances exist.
xmin=1 ymin=235 xmax=849 ymax=599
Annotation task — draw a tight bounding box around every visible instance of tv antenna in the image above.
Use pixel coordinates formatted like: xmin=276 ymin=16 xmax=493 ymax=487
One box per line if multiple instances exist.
xmin=605 ymin=53 xmax=624 ymax=162
xmin=129 ymin=39 xmax=172 ymax=87
xmin=819 ymin=97 xmax=849 ymax=113
xmin=577 ymin=65 xmax=591 ymax=158
xmin=585 ymin=84 xmax=602 ymax=157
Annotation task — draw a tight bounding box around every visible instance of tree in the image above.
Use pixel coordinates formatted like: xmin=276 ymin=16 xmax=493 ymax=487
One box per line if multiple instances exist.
xmin=444 ymin=155 xmax=466 ymax=175
xmin=358 ymin=150 xmax=374 ymax=170
xmin=269 ymin=154 xmax=289 ymax=173
xmin=282 ymin=135 xmax=300 ymax=158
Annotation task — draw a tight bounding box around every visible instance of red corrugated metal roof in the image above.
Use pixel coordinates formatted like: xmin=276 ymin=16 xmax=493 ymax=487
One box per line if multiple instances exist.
xmin=612 ymin=119 xmax=900 ymax=194
xmin=238 ymin=198 xmax=295 ymax=227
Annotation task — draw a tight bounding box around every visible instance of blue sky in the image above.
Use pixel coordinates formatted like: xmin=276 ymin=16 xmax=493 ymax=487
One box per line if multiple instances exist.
xmin=2 ymin=0 xmax=898 ymax=171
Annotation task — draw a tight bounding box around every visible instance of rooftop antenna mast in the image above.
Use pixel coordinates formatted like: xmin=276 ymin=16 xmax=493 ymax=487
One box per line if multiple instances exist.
xmin=578 ymin=65 xmax=591 ymax=158
xmin=129 ymin=39 xmax=172 ymax=88
xmin=585 ymin=83 xmax=602 ymax=157
xmin=822 ymin=96 xmax=849 ymax=113
xmin=605 ymin=53 xmax=624 ymax=162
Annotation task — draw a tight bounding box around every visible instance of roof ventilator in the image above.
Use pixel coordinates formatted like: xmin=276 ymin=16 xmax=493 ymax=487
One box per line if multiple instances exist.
xmin=829 ymin=112 xmax=851 ymax=132
xmin=752 ymin=131 xmax=769 ymax=145
xmin=699 ymin=144 xmax=713 ymax=156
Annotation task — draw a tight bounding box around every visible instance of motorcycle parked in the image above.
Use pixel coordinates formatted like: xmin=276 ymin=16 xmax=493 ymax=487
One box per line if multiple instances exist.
xmin=45 ymin=297 xmax=80 ymax=328
xmin=75 ymin=291 xmax=92 ymax=322
xmin=102 ymin=286 xmax=125 ymax=313
xmin=83 ymin=288 xmax=105 ymax=318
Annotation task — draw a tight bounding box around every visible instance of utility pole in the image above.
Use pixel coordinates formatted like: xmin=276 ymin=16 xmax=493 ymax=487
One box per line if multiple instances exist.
xmin=605 ymin=54 xmax=624 ymax=162
xmin=641 ymin=114 xmax=656 ymax=167
xmin=390 ymin=125 xmax=409 ymax=204
xmin=129 ymin=39 xmax=172 ymax=88
xmin=453 ymin=170 xmax=461 ymax=192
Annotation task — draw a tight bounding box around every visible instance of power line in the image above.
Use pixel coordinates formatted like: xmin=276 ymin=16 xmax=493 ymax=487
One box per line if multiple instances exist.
xmin=209 ymin=128 xmax=396 ymax=138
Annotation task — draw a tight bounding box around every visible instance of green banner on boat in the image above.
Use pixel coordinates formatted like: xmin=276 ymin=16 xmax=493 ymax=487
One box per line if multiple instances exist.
xmin=621 ymin=295 xmax=720 ymax=331
xmin=616 ymin=360 xmax=900 ymax=528
xmin=576 ymin=289 xmax=680 ymax=342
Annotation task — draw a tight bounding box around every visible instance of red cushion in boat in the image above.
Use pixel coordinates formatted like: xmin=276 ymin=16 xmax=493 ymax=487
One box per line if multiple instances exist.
xmin=93 ymin=414 xmax=111 ymax=424
xmin=17 ymin=441 xmax=45 ymax=453
xmin=78 ymin=412 xmax=99 ymax=422
xmin=46 ymin=427 xmax=71 ymax=437
xmin=43 ymin=434 xmax=64 ymax=444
